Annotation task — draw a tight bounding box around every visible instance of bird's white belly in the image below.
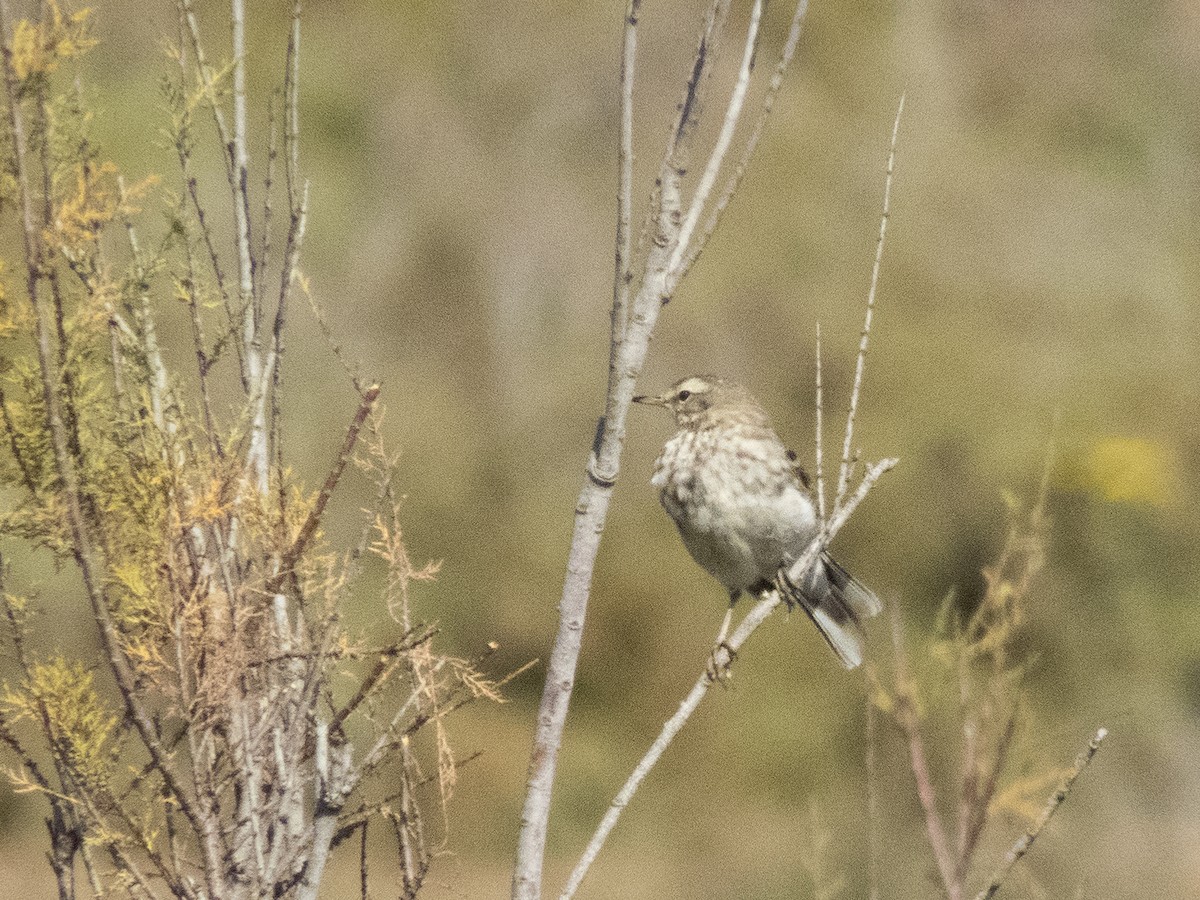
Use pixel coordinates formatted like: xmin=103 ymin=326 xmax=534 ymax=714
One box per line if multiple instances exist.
xmin=653 ymin=433 xmax=817 ymax=592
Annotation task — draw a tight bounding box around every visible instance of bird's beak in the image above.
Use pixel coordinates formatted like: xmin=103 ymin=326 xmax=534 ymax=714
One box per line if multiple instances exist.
xmin=632 ymin=393 xmax=664 ymax=407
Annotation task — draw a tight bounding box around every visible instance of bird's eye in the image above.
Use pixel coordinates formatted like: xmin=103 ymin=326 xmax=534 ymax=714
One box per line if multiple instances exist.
xmin=677 ymin=390 xmax=691 ymax=401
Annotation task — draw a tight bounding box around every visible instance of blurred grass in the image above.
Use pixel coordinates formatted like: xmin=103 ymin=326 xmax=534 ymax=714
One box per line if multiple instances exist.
xmin=2 ymin=0 xmax=1199 ymax=897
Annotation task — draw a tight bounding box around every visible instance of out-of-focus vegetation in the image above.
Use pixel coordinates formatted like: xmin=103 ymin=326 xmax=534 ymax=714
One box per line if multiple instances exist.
xmin=1 ymin=0 xmax=1197 ymax=897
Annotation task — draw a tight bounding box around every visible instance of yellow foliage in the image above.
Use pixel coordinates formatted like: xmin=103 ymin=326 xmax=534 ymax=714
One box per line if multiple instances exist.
xmin=50 ymin=160 xmax=117 ymax=248
xmin=11 ymin=2 xmax=96 ymax=81
xmin=4 ymin=657 xmax=117 ymax=790
xmin=864 ymin=664 xmax=895 ymax=715
xmin=186 ymin=476 xmax=230 ymax=524
xmin=989 ymin=767 xmax=1069 ymax=822
xmin=1078 ymin=435 xmax=1173 ymax=506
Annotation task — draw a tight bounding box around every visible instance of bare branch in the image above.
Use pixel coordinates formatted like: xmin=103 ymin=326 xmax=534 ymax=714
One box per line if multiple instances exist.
xmin=836 ymin=94 xmax=903 ymax=508
xmin=975 ymin=728 xmax=1108 ymax=900
xmin=118 ymin=175 xmax=172 ymax=430
xmin=178 ymin=0 xmax=263 ymax=485
xmin=515 ymin=5 xmax=828 ymax=896
xmin=681 ymin=0 xmax=810 ymax=275
xmin=606 ymin=0 xmax=640 ymax=402
xmin=173 ymin=10 xmax=245 ymax=388
xmin=274 ymin=383 xmax=381 ymax=585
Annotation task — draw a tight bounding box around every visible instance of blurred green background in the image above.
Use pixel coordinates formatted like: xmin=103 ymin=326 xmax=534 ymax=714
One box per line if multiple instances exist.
xmin=3 ymin=0 xmax=1199 ymax=897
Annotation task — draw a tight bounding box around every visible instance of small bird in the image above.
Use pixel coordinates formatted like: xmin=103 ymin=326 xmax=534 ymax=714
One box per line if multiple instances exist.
xmin=633 ymin=374 xmax=881 ymax=670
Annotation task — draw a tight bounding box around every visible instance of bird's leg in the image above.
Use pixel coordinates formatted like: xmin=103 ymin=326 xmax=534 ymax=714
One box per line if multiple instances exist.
xmin=774 ymin=569 xmax=800 ymax=612
xmin=706 ymin=592 xmax=740 ymax=683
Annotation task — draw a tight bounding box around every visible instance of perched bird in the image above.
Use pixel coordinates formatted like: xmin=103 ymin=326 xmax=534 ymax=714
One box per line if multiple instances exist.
xmin=633 ymin=374 xmax=881 ymax=670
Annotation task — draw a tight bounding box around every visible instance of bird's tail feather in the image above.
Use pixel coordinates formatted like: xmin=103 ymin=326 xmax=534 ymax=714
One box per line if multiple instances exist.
xmin=784 ymin=552 xmax=882 ymax=670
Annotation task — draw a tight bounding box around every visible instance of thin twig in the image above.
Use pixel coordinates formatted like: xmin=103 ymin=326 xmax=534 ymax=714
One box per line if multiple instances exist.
xmin=273 ymin=383 xmax=381 ymax=584
xmin=958 ymin=709 xmax=1018 ymax=885
xmin=173 ymin=13 xmax=244 ymax=388
xmin=662 ymin=0 xmax=725 ymax=168
xmin=865 ymin=671 xmax=881 ymax=900
xmin=359 ymin=820 xmax=369 ymax=900
xmin=975 ymin=728 xmax=1108 ymax=900
xmin=182 ymin=230 xmax=224 ymax=458
xmin=682 ymin=0 xmax=810 ymax=275
xmin=836 ymin=93 xmax=904 ymax=509
xmin=118 ymin=175 xmax=172 ymax=431
xmin=666 ymin=0 xmax=764 ymax=280
xmin=259 ymin=88 xmax=278 ymax=305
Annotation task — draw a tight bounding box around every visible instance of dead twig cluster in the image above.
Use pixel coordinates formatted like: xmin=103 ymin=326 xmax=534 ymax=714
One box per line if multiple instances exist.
xmin=872 ymin=471 xmax=1106 ymax=900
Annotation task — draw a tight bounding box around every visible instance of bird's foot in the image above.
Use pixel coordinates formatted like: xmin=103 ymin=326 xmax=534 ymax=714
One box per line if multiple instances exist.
xmin=706 ymin=641 xmax=737 ymax=685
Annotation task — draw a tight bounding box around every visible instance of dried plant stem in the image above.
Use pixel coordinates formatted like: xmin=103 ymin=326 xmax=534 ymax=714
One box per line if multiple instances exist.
xmin=274 ymin=383 xmax=380 ymax=585
xmin=118 ymin=176 xmax=172 ymax=432
xmin=975 ymin=728 xmax=1107 ymax=900
xmin=891 ymin=610 xmax=959 ymax=899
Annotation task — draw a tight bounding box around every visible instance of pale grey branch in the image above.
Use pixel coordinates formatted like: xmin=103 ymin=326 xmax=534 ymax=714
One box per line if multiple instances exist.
xmin=836 ymin=94 xmax=903 ymax=509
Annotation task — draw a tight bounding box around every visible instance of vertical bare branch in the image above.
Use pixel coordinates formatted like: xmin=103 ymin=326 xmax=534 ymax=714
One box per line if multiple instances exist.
xmin=516 ymin=6 xmax=842 ymax=896
xmin=118 ymin=175 xmax=171 ymax=430
xmin=606 ymin=0 xmax=640 ymax=403
xmin=178 ymin=0 xmax=263 ymax=481
xmin=836 ymin=94 xmax=903 ymax=508
xmin=105 ymin=303 xmax=127 ymax=406
xmin=182 ymin=237 xmax=223 ymax=457
xmin=297 ymin=723 xmax=353 ymax=900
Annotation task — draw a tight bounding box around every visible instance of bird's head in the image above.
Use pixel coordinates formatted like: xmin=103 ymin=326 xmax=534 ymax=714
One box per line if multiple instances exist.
xmin=633 ymin=375 xmax=761 ymax=428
